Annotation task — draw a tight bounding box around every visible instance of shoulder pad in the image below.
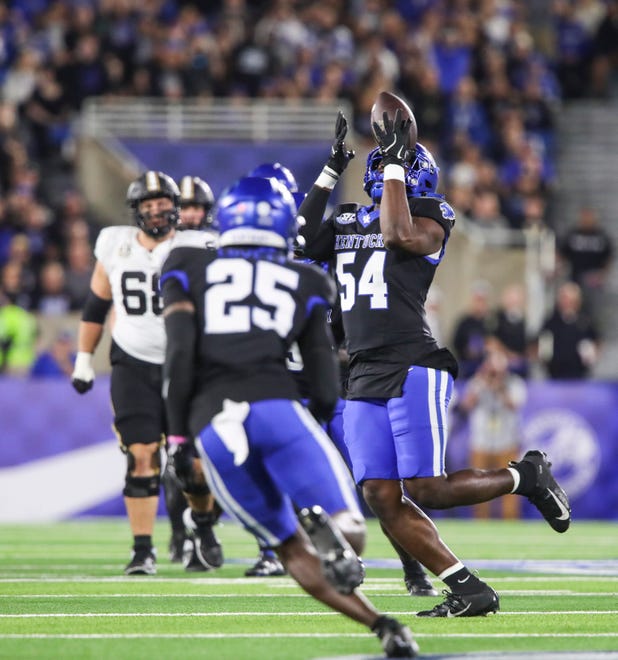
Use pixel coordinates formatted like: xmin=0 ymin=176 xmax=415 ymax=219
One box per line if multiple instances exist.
xmin=172 ymin=229 xmax=214 ymax=249
xmin=94 ymin=225 xmax=136 ymax=263
xmin=410 ymin=196 xmax=456 ymax=232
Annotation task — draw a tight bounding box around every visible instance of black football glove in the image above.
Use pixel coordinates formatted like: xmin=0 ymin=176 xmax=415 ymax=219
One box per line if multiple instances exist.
xmin=326 ymin=111 xmax=356 ymax=175
xmin=166 ymin=439 xmax=197 ymax=486
xmin=71 ymin=352 xmax=95 ymax=394
xmin=372 ymin=109 xmax=411 ymax=166
xmin=71 ymin=378 xmax=93 ymax=394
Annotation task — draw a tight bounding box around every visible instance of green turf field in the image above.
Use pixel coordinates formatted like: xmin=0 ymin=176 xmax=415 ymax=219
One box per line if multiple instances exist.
xmin=0 ymin=518 xmax=616 ymax=659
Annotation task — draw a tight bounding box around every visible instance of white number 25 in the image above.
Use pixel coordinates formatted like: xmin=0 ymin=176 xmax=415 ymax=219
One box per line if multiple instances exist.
xmin=205 ymin=259 xmax=299 ymax=336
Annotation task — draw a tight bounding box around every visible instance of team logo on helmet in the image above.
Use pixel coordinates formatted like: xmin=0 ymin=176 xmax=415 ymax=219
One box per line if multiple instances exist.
xmin=363 ymin=143 xmax=440 ymax=204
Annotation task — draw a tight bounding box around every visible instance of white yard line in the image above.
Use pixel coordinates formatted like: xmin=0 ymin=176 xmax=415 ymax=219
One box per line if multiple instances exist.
xmin=1 ymin=611 xmax=616 ymax=618
xmin=1 ymin=591 xmax=615 ymax=598
xmin=0 ymin=632 xmax=617 ymax=639
xmin=0 ymin=575 xmax=616 ymax=584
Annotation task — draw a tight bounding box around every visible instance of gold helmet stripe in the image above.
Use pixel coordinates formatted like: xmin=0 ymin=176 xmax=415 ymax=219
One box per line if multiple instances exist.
xmin=145 ymin=171 xmax=160 ymax=192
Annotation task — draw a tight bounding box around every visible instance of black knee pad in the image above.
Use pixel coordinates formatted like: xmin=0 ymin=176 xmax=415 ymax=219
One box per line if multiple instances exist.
xmin=124 ymin=474 xmax=160 ymax=498
xmin=182 ymin=478 xmax=210 ymax=497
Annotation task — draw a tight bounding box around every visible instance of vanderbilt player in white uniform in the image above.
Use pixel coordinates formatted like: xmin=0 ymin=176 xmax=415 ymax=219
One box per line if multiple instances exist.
xmin=71 ymin=171 xmax=221 ymax=575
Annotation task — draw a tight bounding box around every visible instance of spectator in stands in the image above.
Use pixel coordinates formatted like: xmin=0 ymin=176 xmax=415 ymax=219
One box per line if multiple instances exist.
xmin=447 ymin=76 xmax=492 ymax=155
xmin=536 ymin=281 xmax=599 ymax=379
xmin=35 ymin=260 xmax=71 ymax=316
xmin=5 ymin=235 xmax=37 ymax=304
xmin=399 ymin=65 xmax=448 ymax=148
xmin=64 ymin=239 xmax=94 ymax=310
xmin=23 ymin=66 xmax=72 ymax=162
xmin=590 ymin=0 xmax=618 ymax=98
xmin=459 ymin=348 xmax=527 ymax=520
xmin=558 ymin=206 xmax=614 ymax=293
xmin=0 ymin=286 xmax=37 ymax=375
xmin=30 ymin=329 xmax=76 ymax=378
xmin=0 ymin=260 xmax=33 ymax=311
xmin=452 ymin=280 xmax=492 ymax=378
xmin=552 ymin=0 xmax=596 ymax=99
xmin=487 ymin=283 xmax=530 ymax=379
xmin=53 ymin=189 xmax=100 ymax=246
xmin=519 ymin=193 xmax=548 ymax=232
xmin=468 ymin=189 xmax=510 ymax=234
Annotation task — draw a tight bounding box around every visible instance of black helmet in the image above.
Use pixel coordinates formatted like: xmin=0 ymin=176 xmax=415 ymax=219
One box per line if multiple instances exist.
xmin=126 ymin=171 xmax=180 ymax=237
xmin=177 ymin=175 xmax=215 ymax=229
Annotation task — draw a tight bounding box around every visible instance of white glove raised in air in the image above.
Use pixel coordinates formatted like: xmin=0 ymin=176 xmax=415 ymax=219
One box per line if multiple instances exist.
xmin=71 ymin=351 xmax=95 ymax=394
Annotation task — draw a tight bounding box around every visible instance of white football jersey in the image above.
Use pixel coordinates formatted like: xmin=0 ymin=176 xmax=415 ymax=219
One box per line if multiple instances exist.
xmin=95 ymin=226 xmax=213 ymax=364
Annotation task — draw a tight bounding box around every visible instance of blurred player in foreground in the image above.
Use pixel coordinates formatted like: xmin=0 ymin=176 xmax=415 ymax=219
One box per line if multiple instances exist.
xmin=161 ymin=176 xmax=419 ymax=658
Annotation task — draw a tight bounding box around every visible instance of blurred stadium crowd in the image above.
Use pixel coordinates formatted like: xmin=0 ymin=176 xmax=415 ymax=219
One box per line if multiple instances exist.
xmin=0 ymin=0 xmax=616 ymax=376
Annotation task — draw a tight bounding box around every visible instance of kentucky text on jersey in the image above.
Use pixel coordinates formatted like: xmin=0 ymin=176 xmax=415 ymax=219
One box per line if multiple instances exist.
xmin=335 ymin=233 xmax=385 ymax=250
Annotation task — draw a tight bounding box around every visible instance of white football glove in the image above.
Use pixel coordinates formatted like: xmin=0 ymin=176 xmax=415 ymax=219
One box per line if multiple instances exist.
xmin=71 ymin=351 xmax=95 ymax=394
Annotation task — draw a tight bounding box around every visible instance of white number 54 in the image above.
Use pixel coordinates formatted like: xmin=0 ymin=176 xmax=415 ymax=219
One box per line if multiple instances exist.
xmin=335 ymin=250 xmax=388 ymax=312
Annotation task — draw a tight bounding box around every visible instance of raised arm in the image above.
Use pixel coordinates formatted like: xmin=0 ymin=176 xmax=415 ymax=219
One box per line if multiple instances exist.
xmin=372 ymin=110 xmax=444 ymax=255
xmin=298 ymin=111 xmax=355 ymax=258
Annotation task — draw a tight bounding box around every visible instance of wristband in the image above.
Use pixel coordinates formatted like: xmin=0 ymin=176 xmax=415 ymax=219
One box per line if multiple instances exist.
xmin=167 ymin=435 xmax=188 ymax=445
xmin=74 ymin=351 xmax=93 ymax=372
xmin=383 ymin=163 xmax=406 ymax=182
xmin=315 ymin=166 xmax=339 ymax=191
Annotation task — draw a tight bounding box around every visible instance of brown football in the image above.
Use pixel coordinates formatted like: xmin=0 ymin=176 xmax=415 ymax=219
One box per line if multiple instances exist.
xmin=370 ymin=90 xmax=418 ymax=149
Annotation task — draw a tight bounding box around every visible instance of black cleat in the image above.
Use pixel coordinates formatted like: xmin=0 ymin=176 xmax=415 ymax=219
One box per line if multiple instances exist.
xmin=124 ymin=548 xmax=157 ymax=576
xmin=298 ymin=505 xmax=365 ymax=594
xmin=168 ymin=531 xmax=185 ymax=563
xmin=183 ymin=508 xmax=224 ymax=569
xmin=404 ymin=572 xmax=439 ymax=597
xmin=182 ymin=539 xmax=210 ymax=572
xmin=417 ymin=586 xmax=499 ymax=617
xmin=510 ymin=450 xmax=571 ymax=533
xmin=245 ymin=552 xmax=287 ymax=577
xmin=372 ymin=615 xmax=419 ymax=658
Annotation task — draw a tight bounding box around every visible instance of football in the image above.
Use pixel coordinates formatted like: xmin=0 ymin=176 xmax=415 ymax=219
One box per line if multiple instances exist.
xmin=370 ymin=90 xmax=418 ymax=149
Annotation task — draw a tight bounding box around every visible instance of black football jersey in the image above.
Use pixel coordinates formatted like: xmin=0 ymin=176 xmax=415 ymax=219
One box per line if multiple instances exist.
xmin=161 ymin=245 xmax=336 ymax=427
xmin=302 ymin=195 xmax=458 ymax=398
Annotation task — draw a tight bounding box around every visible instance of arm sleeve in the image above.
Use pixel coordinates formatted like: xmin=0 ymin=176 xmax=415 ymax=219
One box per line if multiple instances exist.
xmin=297 ymin=305 xmax=339 ymax=422
xmin=162 ymin=310 xmax=196 ymax=437
xmin=298 ymin=186 xmax=335 ymax=261
xmin=161 ymin=252 xmax=197 ymax=437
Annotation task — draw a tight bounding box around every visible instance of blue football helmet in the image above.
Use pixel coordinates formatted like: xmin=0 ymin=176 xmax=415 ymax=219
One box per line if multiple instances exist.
xmin=363 ymin=143 xmax=440 ymax=203
xmin=248 ymin=162 xmax=299 ymax=193
xmin=215 ymin=176 xmax=299 ymax=250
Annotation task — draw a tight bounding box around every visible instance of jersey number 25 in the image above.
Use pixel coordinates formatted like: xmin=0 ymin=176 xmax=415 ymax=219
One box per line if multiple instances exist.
xmin=205 ymin=259 xmax=299 ymax=337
